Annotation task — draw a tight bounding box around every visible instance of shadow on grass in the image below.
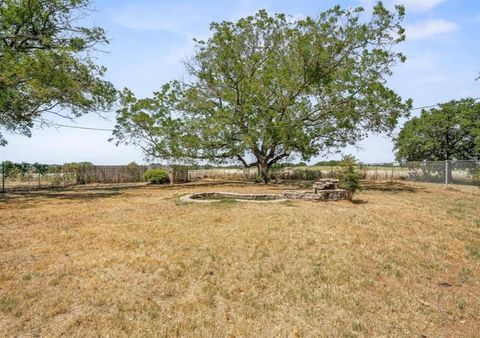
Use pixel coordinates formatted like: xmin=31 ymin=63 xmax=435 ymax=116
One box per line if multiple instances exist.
xmin=351 ymin=199 xmax=368 ymax=205
xmin=362 ymin=181 xmax=419 ymax=193
xmin=0 ymin=181 xmax=262 ymax=203
xmin=0 ymin=189 xmax=121 ymax=203
xmin=146 ymin=181 xmax=257 ymax=191
xmin=270 ymin=180 xmax=313 ymax=189
xmin=0 ymin=180 xmax=421 ymax=204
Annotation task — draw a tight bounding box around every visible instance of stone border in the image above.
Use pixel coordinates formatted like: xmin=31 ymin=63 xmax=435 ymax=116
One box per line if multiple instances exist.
xmin=180 ymin=192 xmax=288 ymax=203
xmin=283 ymin=189 xmax=351 ymax=201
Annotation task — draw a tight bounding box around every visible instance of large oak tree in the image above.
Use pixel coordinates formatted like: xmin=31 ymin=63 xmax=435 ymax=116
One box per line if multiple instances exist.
xmin=114 ymin=3 xmax=411 ymax=182
xmin=0 ymin=0 xmax=116 ymax=145
xmin=395 ymin=98 xmax=480 ymax=161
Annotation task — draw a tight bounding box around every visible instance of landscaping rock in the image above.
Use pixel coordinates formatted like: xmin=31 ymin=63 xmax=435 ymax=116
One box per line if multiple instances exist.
xmin=282 ymin=178 xmax=350 ymax=201
xmin=283 ymin=189 xmax=349 ymax=201
xmin=313 ymin=178 xmax=340 ymax=192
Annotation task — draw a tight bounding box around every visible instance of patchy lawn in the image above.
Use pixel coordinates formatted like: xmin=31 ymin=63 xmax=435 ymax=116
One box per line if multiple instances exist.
xmin=0 ymin=182 xmax=479 ymax=337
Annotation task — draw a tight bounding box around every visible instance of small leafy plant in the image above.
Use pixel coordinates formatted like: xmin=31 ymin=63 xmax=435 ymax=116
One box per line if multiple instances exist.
xmin=473 ymin=167 xmax=480 ymax=194
xmin=337 ymin=155 xmax=361 ymax=200
xmin=63 ymin=162 xmax=94 ymax=184
xmin=144 ymin=169 xmax=169 ymax=184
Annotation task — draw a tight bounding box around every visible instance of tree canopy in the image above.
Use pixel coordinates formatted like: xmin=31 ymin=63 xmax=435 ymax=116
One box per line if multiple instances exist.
xmin=113 ymin=3 xmax=411 ymax=182
xmin=394 ymin=98 xmax=480 ymax=161
xmin=0 ymin=0 xmax=116 ymax=145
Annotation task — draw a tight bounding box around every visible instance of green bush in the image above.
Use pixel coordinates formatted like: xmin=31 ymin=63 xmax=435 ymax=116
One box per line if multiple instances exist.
xmin=1 ymin=161 xmax=16 ymax=179
xmin=126 ymin=162 xmax=143 ymax=182
xmin=63 ymin=162 xmax=94 ymax=184
xmin=473 ymin=167 xmax=480 ymax=187
xmin=337 ymin=155 xmax=361 ymax=199
xmin=144 ymin=169 xmax=169 ymax=184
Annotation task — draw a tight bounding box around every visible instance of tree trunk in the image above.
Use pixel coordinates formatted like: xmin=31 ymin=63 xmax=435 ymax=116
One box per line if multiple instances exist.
xmin=257 ymin=161 xmax=270 ymax=184
xmin=446 ymin=161 xmax=453 ymax=184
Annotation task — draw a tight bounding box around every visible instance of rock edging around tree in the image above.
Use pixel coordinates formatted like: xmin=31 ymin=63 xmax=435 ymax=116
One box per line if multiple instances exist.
xmin=180 ymin=192 xmax=287 ymax=203
xmin=181 ymin=179 xmax=351 ymax=203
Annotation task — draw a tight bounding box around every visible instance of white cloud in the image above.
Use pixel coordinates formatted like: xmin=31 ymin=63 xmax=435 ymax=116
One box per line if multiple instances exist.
xmin=406 ymin=19 xmax=457 ymax=40
xmin=110 ymin=1 xmax=272 ymax=34
xmin=111 ymin=11 xmax=175 ymax=32
xmin=396 ymin=0 xmax=446 ymax=11
xmin=360 ymin=0 xmax=446 ymax=12
xmin=111 ymin=6 xmax=186 ymax=33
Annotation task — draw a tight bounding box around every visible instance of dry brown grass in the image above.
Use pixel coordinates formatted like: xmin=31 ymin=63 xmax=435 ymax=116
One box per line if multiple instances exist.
xmin=0 ymin=181 xmax=479 ymax=337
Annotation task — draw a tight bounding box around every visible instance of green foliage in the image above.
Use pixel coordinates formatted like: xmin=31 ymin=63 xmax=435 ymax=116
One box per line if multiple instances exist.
xmin=1 ymin=161 xmax=51 ymax=180
xmin=0 ymin=0 xmax=117 ymax=145
xmin=337 ymin=155 xmax=361 ymax=199
xmin=113 ymin=3 xmax=411 ymax=183
xmin=32 ymin=163 xmax=49 ymax=175
xmin=63 ymin=162 xmax=93 ymax=171
xmin=270 ymin=162 xmax=309 ymax=171
xmin=63 ymin=162 xmax=94 ymax=184
xmin=126 ymin=162 xmax=143 ymax=181
xmin=315 ymin=160 xmax=341 ymax=167
xmin=395 ymin=98 xmax=480 ymax=161
xmin=144 ymin=169 xmax=169 ymax=184
xmin=270 ymin=169 xmax=322 ymax=181
xmin=1 ymin=161 xmax=31 ymax=179
xmin=15 ymin=162 xmax=30 ymax=177
xmin=0 ymin=161 xmax=16 ymax=178
xmin=473 ymin=167 xmax=480 ymax=187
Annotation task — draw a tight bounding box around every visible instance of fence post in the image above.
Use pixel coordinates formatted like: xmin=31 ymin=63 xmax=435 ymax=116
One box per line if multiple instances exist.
xmin=445 ymin=160 xmax=448 ymax=188
xmin=391 ymin=165 xmax=394 ymax=182
xmin=1 ymin=161 xmax=5 ymax=193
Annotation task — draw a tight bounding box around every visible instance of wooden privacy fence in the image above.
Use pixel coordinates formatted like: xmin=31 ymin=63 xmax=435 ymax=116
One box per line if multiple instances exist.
xmin=77 ymin=165 xmax=188 ymax=184
xmin=168 ymin=167 xmax=189 ymax=184
xmin=74 ymin=165 xmax=167 ymax=184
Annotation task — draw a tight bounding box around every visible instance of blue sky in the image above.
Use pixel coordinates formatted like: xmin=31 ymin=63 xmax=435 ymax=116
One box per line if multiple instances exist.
xmin=1 ymin=0 xmax=479 ymax=164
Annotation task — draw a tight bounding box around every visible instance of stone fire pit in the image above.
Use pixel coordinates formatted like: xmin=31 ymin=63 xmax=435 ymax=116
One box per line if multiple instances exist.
xmin=283 ymin=178 xmax=350 ymax=201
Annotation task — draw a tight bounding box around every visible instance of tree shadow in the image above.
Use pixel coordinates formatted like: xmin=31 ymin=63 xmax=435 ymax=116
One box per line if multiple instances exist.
xmin=270 ymin=180 xmax=313 ymax=189
xmin=351 ymin=199 xmax=368 ymax=204
xmin=362 ymin=181 xmax=420 ymax=193
xmin=0 ymin=181 xmax=257 ymax=203
xmin=0 ymin=189 xmax=121 ymax=203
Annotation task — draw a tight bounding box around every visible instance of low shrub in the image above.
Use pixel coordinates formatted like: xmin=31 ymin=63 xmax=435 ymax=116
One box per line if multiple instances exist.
xmin=144 ymin=169 xmax=169 ymax=184
xmin=337 ymin=155 xmax=361 ymax=199
xmin=63 ymin=162 xmax=94 ymax=184
xmin=126 ymin=162 xmax=143 ymax=182
xmin=270 ymin=169 xmax=322 ymax=181
xmin=473 ymin=168 xmax=480 ymax=191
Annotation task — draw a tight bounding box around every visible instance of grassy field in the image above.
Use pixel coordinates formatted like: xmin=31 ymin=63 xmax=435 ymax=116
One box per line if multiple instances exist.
xmin=0 ymin=182 xmax=479 ymax=336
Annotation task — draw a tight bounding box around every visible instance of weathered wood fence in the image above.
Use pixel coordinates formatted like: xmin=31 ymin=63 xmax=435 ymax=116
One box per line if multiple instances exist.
xmin=0 ymin=163 xmax=187 ymax=191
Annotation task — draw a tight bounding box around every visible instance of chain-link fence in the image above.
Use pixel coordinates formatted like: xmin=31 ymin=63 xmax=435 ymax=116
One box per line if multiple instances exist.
xmin=0 ymin=163 xmax=76 ymax=192
xmin=0 ymin=162 xmax=167 ymax=192
xmin=353 ymin=161 xmax=478 ymax=186
xmin=391 ymin=160 xmax=480 ymax=186
xmin=188 ymin=160 xmax=480 ymax=186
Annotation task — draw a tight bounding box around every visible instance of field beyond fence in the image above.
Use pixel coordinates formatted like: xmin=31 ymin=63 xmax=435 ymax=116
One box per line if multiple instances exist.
xmin=1 ymin=160 xmax=479 ymax=192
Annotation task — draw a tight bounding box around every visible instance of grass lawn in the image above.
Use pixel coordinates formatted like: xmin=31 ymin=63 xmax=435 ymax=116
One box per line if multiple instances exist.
xmin=0 ymin=182 xmax=479 ymax=336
